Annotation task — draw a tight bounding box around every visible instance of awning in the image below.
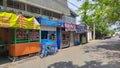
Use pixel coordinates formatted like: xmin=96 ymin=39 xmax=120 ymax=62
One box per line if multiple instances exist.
xmin=0 ymin=12 xmax=40 ymax=29
xmin=39 ymin=17 xmax=55 ymax=27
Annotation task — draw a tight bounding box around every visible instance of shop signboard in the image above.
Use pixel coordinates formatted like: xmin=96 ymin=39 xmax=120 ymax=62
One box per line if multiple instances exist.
xmin=17 ymin=15 xmax=29 ymax=29
xmin=40 ymin=17 xmax=55 ymax=27
xmin=17 ymin=15 xmax=40 ymax=29
xmin=0 ymin=12 xmax=40 ymax=29
xmin=62 ymin=16 xmax=76 ymax=24
xmin=65 ymin=23 xmax=76 ymax=31
xmin=0 ymin=12 xmax=13 ymax=27
xmin=71 ymin=24 xmax=76 ymax=31
xmin=76 ymin=25 xmax=85 ymax=33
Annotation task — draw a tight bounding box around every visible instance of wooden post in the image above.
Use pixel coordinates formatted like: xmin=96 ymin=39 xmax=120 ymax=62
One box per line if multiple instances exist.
xmin=93 ymin=23 xmax=96 ymax=40
xmin=14 ymin=29 xmax=16 ymax=44
xmin=39 ymin=30 xmax=41 ymax=42
xmin=28 ymin=29 xmax=30 ymax=42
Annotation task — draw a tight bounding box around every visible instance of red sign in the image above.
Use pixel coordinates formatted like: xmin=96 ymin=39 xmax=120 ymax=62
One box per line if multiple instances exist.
xmin=65 ymin=23 xmax=76 ymax=31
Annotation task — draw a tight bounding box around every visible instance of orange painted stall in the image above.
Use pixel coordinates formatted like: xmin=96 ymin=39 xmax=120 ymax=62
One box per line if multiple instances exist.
xmin=8 ymin=42 xmax=40 ymax=57
xmin=0 ymin=12 xmax=40 ymax=59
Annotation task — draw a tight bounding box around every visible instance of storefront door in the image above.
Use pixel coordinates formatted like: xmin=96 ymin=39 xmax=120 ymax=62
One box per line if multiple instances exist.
xmin=61 ymin=28 xmax=70 ymax=48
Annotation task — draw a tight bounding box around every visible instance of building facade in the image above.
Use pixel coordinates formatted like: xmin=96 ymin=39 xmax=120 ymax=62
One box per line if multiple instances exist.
xmin=0 ymin=0 xmax=70 ymax=18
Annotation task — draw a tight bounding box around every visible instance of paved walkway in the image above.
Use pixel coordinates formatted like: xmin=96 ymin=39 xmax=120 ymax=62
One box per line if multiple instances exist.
xmin=0 ymin=38 xmax=120 ymax=68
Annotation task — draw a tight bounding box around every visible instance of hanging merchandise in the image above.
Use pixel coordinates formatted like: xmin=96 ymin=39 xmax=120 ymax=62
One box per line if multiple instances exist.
xmin=76 ymin=25 xmax=85 ymax=33
xmin=30 ymin=30 xmax=39 ymax=41
xmin=65 ymin=23 xmax=71 ymax=31
xmin=16 ymin=29 xmax=28 ymax=43
xmin=71 ymin=24 xmax=76 ymax=31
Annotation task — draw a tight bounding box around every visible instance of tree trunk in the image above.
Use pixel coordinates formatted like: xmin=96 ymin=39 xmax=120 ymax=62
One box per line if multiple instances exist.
xmin=93 ymin=23 xmax=95 ymax=40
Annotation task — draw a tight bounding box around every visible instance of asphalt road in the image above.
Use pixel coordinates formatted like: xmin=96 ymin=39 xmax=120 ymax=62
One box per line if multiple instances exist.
xmin=0 ymin=37 xmax=120 ymax=68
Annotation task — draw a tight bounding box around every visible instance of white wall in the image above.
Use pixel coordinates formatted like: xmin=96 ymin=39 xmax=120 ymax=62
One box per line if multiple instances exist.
xmin=76 ymin=16 xmax=82 ymax=25
xmin=87 ymin=31 xmax=92 ymax=42
xmin=40 ymin=26 xmax=56 ymax=31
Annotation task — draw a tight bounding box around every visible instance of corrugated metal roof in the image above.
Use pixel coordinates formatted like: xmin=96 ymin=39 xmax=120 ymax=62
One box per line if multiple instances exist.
xmin=16 ymin=0 xmax=70 ymax=15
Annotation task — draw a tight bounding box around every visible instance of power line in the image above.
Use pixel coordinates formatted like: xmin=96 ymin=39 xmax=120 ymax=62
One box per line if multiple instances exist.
xmin=67 ymin=1 xmax=80 ymax=9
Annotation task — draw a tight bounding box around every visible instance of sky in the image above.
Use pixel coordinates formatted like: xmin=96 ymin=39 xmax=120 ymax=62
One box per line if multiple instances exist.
xmin=67 ymin=0 xmax=84 ymax=25
xmin=67 ymin=0 xmax=83 ymax=14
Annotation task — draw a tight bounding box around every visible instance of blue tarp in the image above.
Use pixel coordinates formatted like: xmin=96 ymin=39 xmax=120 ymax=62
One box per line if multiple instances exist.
xmin=41 ymin=39 xmax=56 ymax=45
xmin=56 ymin=21 xmax=64 ymax=27
xmin=40 ymin=17 xmax=49 ymax=20
xmin=39 ymin=17 xmax=55 ymax=26
xmin=74 ymin=41 xmax=80 ymax=46
xmin=38 ymin=17 xmax=65 ymax=27
xmin=40 ymin=39 xmax=58 ymax=57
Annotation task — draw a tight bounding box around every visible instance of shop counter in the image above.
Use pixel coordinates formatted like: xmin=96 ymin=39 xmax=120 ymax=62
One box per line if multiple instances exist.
xmin=8 ymin=42 xmax=40 ymax=57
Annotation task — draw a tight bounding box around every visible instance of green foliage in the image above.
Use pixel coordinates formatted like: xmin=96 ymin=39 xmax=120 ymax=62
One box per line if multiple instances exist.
xmin=77 ymin=0 xmax=120 ymax=39
xmin=77 ymin=0 xmax=120 ymax=24
xmin=96 ymin=22 xmax=108 ymax=35
xmin=108 ymin=30 xmax=115 ymax=36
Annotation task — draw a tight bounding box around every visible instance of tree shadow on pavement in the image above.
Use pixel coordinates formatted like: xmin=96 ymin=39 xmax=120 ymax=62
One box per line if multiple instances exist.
xmin=80 ymin=61 xmax=120 ymax=68
xmin=47 ymin=61 xmax=80 ymax=68
xmin=97 ymin=44 xmax=120 ymax=51
xmin=105 ymin=52 xmax=120 ymax=58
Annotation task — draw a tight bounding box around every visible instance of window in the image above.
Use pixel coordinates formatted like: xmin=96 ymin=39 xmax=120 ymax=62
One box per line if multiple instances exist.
xmin=53 ymin=12 xmax=61 ymax=19
xmin=0 ymin=0 xmax=3 ymax=5
xmin=7 ymin=0 xmax=13 ymax=8
xmin=18 ymin=2 xmax=25 ymax=10
xmin=7 ymin=0 xmax=25 ymax=10
xmin=42 ymin=9 xmax=50 ymax=16
xmin=27 ymin=5 xmax=40 ymax=14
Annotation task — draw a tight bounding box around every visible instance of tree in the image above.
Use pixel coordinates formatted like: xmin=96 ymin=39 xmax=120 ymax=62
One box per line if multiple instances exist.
xmin=77 ymin=0 xmax=120 ymax=40
xmin=95 ymin=22 xmax=109 ymax=39
xmin=109 ymin=30 xmax=115 ymax=36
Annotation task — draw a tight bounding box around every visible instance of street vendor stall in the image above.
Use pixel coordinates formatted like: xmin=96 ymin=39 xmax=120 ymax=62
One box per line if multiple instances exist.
xmin=76 ymin=25 xmax=87 ymax=44
xmin=0 ymin=12 xmax=40 ymax=61
xmin=38 ymin=17 xmax=58 ymax=57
